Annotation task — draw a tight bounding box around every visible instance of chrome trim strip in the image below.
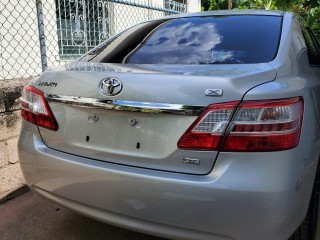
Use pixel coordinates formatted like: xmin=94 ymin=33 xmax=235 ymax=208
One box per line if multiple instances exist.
xmin=45 ymin=94 xmax=205 ymax=116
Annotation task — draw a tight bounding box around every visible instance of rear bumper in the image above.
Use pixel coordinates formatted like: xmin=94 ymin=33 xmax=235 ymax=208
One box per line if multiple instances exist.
xmin=18 ymin=122 xmax=317 ymax=240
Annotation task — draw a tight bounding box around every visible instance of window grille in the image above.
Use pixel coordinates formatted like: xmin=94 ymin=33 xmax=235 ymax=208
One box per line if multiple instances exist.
xmin=55 ymin=0 xmax=186 ymax=60
xmin=164 ymin=0 xmax=187 ymax=12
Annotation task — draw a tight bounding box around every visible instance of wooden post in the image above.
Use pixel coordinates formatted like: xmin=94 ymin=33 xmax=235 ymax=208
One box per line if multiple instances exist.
xmin=228 ymin=0 xmax=232 ymax=10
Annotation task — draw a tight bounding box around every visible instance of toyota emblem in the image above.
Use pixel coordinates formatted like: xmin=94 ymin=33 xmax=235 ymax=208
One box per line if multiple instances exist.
xmin=99 ymin=77 xmax=123 ymax=96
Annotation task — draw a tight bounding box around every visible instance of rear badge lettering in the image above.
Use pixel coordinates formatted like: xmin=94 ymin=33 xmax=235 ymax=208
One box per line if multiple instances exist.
xmin=38 ymin=82 xmax=58 ymax=87
xmin=205 ymin=89 xmax=223 ymax=96
xmin=182 ymin=158 xmax=200 ymax=165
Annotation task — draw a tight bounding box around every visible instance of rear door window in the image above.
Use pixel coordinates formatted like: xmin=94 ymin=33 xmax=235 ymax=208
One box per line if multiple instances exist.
xmin=303 ymin=28 xmax=320 ymax=66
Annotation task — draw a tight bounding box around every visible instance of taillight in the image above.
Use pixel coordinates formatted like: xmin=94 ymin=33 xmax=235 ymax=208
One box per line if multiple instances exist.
xmin=177 ymin=101 xmax=239 ymax=150
xmin=223 ymin=97 xmax=303 ymax=151
xmin=178 ymin=97 xmax=303 ymax=152
xmin=20 ymin=86 xmax=58 ymax=131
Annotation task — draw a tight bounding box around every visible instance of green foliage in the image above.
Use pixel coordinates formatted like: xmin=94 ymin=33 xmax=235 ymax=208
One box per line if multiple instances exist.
xmin=201 ymin=0 xmax=211 ymax=11
xmin=249 ymin=0 xmax=278 ymax=10
xmin=283 ymin=0 xmax=320 ymax=40
xmin=208 ymin=0 xmax=228 ymax=10
xmin=275 ymin=0 xmax=304 ymax=10
xmin=232 ymin=0 xmax=250 ymax=8
xmin=305 ymin=6 xmax=320 ymax=40
xmin=304 ymin=0 xmax=320 ymax=8
xmin=200 ymin=0 xmax=320 ymax=41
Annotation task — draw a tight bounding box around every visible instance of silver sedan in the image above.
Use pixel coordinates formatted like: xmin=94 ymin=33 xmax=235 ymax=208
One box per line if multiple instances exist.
xmin=18 ymin=10 xmax=320 ymax=240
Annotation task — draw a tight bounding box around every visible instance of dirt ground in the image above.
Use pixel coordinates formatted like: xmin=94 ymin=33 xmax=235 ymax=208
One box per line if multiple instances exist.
xmin=0 ymin=191 xmax=167 ymax=240
xmin=1 ymin=190 xmax=320 ymax=240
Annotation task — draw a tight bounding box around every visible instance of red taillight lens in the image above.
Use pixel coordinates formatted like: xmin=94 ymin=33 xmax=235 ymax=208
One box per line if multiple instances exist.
xmin=222 ymin=97 xmax=303 ymax=151
xmin=178 ymin=97 xmax=304 ymax=152
xmin=20 ymin=86 xmax=58 ymax=131
xmin=177 ymin=102 xmax=239 ymax=150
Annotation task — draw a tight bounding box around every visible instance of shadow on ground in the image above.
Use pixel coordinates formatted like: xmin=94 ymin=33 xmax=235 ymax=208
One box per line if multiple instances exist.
xmin=0 ymin=191 xmax=168 ymax=240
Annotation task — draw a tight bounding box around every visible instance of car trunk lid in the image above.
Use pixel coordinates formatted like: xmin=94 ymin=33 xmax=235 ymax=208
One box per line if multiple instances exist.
xmin=35 ymin=62 xmax=276 ymax=174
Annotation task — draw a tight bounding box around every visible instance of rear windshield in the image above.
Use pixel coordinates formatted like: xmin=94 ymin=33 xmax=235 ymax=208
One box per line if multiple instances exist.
xmin=82 ymin=15 xmax=282 ymax=64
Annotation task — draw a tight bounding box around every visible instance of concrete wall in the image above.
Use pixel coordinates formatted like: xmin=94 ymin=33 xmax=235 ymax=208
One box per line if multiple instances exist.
xmin=0 ymin=79 xmax=29 ymax=199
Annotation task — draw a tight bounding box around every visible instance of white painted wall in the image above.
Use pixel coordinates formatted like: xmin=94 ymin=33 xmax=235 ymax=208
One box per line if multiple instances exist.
xmin=0 ymin=0 xmax=60 ymax=80
xmin=42 ymin=0 xmax=61 ymax=67
xmin=111 ymin=0 xmax=201 ymax=34
xmin=0 ymin=0 xmax=201 ymax=80
xmin=111 ymin=0 xmax=165 ymax=35
xmin=0 ymin=0 xmax=42 ymax=80
xmin=187 ymin=0 xmax=201 ymax=12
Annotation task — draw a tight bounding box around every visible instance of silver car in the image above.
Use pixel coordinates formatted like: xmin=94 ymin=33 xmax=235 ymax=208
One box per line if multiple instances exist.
xmin=18 ymin=10 xmax=320 ymax=240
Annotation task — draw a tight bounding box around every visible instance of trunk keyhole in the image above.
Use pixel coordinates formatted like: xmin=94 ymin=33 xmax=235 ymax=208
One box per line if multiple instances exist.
xmin=86 ymin=136 xmax=90 ymax=142
xmin=136 ymin=142 xmax=140 ymax=149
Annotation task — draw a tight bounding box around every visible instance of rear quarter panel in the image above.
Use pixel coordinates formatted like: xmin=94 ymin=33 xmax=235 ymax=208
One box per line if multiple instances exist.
xmin=234 ymin=13 xmax=320 ymax=238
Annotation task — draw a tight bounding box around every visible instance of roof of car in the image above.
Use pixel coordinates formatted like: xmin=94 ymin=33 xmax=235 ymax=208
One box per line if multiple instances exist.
xmin=165 ymin=10 xmax=285 ymax=19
